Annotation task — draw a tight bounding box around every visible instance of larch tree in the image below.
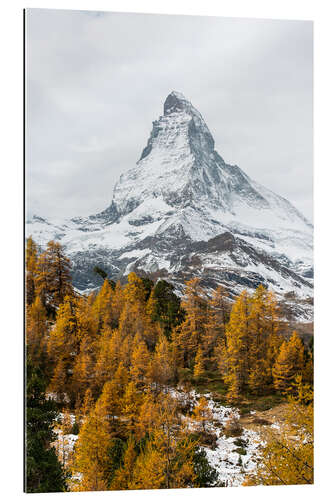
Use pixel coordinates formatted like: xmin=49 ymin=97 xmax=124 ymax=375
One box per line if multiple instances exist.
xmin=148 ymin=333 xmax=176 ymax=389
xmin=224 ymin=290 xmax=251 ymax=402
xmin=193 ymin=346 xmax=205 ymax=380
xmin=176 ymin=278 xmax=207 ymax=367
xmin=26 ymin=236 xmax=39 ymax=306
xmin=203 ymin=285 xmax=229 ymax=358
xmin=26 ymin=295 xmax=48 ymax=367
xmin=47 ymin=296 xmax=77 ymax=362
xmin=73 ymin=406 xmax=111 ymax=491
xmin=92 ymin=279 xmax=113 ymax=330
xmin=75 ymin=294 xmax=99 ymax=344
xmin=121 ymin=381 xmax=141 ymax=435
xmin=130 ymin=334 xmax=150 ymax=385
xmin=94 ymin=326 xmax=121 ymax=393
xmin=35 ymin=240 xmax=73 ymax=312
xmin=94 ymin=380 xmax=121 ymax=429
xmin=47 ymin=359 xmax=68 ymax=404
xmin=273 ymin=331 xmax=305 ymax=393
xmin=151 ymin=394 xmax=198 ymax=489
xmin=247 ymin=285 xmax=270 ymax=394
xmin=70 ymin=338 xmax=93 ymax=405
xmin=192 ymin=396 xmax=213 ymax=433
xmin=47 ymin=296 xmax=78 ymax=401
xmin=214 ymin=337 xmax=229 ymax=383
xmin=79 ymin=388 xmax=95 ymax=422
xmin=123 ymin=272 xmax=147 ymax=304
xmin=110 ymin=281 xmax=125 ymax=328
xmin=113 ymin=362 xmax=129 ymax=398
xmin=110 ymin=435 xmax=137 ymax=490
xmin=135 ymin=390 xmax=159 ymax=440
xmin=129 ymin=441 xmax=165 ymax=490
xmin=118 ymin=332 xmax=133 ymax=369
xmin=264 ymin=290 xmax=283 ymax=385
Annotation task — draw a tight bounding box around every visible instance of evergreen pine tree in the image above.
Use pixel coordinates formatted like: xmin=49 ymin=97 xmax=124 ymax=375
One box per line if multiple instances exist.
xmin=25 ymin=358 xmax=67 ymax=492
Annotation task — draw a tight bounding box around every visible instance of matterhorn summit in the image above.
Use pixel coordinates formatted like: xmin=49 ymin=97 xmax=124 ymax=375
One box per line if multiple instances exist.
xmin=27 ymin=91 xmax=313 ymax=320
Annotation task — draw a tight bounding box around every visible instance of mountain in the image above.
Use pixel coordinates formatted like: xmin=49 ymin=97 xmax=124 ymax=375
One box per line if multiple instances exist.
xmin=26 ymin=91 xmax=313 ymax=320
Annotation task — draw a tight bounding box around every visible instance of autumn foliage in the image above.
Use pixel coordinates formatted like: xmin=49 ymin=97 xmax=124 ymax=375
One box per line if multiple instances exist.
xmin=25 ymin=237 xmax=314 ymax=491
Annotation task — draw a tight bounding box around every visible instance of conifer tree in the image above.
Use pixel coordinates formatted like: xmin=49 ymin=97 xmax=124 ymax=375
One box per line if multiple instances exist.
xmin=192 ymin=396 xmax=212 ymax=433
xmin=75 ymin=294 xmax=99 ymax=344
xmin=26 ymin=295 xmax=48 ymax=367
xmin=129 ymin=441 xmax=165 ymax=490
xmin=56 ymin=408 xmax=73 ymax=467
xmin=121 ymin=381 xmax=140 ymax=434
xmin=214 ymin=337 xmax=228 ymax=382
xmin=80 ymin=388 xmax=95 ymax=421
xmin=203 ymin=285 xmax=229 ymax=358
xmin=302 ymin=350 xmax=314 ymax=385
xmin=135 ymin=390 xmax=159 ymax=440
xmin=147 ymin=280 xmax=183 ymax=338
xmin=73 ymin=405 xmax=110 ymax=491
xmin=148 ymin=334 xmax=176 ymax=389
xmin=70 ymin=338 xmax=93 ymax=404
xmin=47 ymin=295 xmax=78 ymax=361
xmin=118 ymin=332 xmax=133 ymax=368
xmin=35 ymin=240 xmax=73 ymax=311
xmin=113 ymin=362 xmax=129 ymax=397
xmin=123 ymin=272 xmax=146 ymax=304
xmin=145 ymin=290 xmax=158 ymax=323
xmin=193 ymin=346 xmax=205 ymax=380
xmin=48 ymin=359 xmax=68 ymax=404
xmin=247 ymin=285 xmax=270 ymax=394
xmin=47 ymin=296 xmax=78 ymax=401
xmin=26 ymin=358 xmax=67 ymax=492
xmin=130 ymin=334 xmax=150 ymax=384
xmin=176 ymin=278 xmax=207 ymax=367
xmin=273 ymin=331 xmax=305 ymax=392
xmin=94 ymin=326 xmax=120 ymax=392
xmin=224 ymin=290 xmax=251 ymax=401
xmin=264 ymin=290 xmax=283 ymax=384
xmin=26 ymin=236 xmax=39 ymax=306
xmin=110 ymin=435 xmax=137 ymax=490
xmin=92 ymin=279 xmax=113 ymax=330
xmin=110 ymin=281 xmax=124 ymax=328
xmin=95 ymin=380 xmax=120 ymax=427
xmin=150 ymin=394 xmax=198 ymax=489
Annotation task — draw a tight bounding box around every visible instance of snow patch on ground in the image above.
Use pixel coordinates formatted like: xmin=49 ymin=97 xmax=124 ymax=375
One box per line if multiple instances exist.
xmin=172 ymin=388 xmax=261 ymax=486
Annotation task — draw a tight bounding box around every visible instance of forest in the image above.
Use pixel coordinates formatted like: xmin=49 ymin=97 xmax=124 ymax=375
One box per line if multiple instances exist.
xmin=25 ymin=237 xmax=314 ymax=492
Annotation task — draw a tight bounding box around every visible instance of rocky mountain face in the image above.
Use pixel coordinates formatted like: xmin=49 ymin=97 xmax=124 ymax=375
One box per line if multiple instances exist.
xmin=26 ymin=91 xmax=313 ymax=321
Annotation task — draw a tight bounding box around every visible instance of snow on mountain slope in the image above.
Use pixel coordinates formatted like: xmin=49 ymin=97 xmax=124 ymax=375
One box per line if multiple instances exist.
xmin=26 ymin=91 xmax=313 ymax=319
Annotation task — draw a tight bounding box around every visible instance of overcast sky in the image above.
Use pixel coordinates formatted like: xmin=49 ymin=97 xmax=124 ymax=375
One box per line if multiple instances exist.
xmin=26 ymin=9 xmax=313 ymax=221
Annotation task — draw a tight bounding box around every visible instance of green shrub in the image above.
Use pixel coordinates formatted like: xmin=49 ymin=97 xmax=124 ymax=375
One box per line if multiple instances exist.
xmin=234 ymin=447 xmax=247 ymax=456
xmin=71 ymin=420 xmax=79 ymax=435
xmin=233 ymin=437 xmax=248 ymax=448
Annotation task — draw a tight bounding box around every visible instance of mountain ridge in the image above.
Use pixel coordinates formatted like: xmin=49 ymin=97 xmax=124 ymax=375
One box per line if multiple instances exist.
xmin=26 ymin=91 xmax=313 ymax=320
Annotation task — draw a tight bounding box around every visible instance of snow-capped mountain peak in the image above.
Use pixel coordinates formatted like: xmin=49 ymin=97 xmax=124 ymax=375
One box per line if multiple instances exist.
xmin=26 ymin=91 xmax=313 ymax=320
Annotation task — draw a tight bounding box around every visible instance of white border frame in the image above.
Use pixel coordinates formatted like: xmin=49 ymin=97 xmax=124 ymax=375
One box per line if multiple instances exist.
xmin=1 ymin=1 xmax=332 ymax=499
